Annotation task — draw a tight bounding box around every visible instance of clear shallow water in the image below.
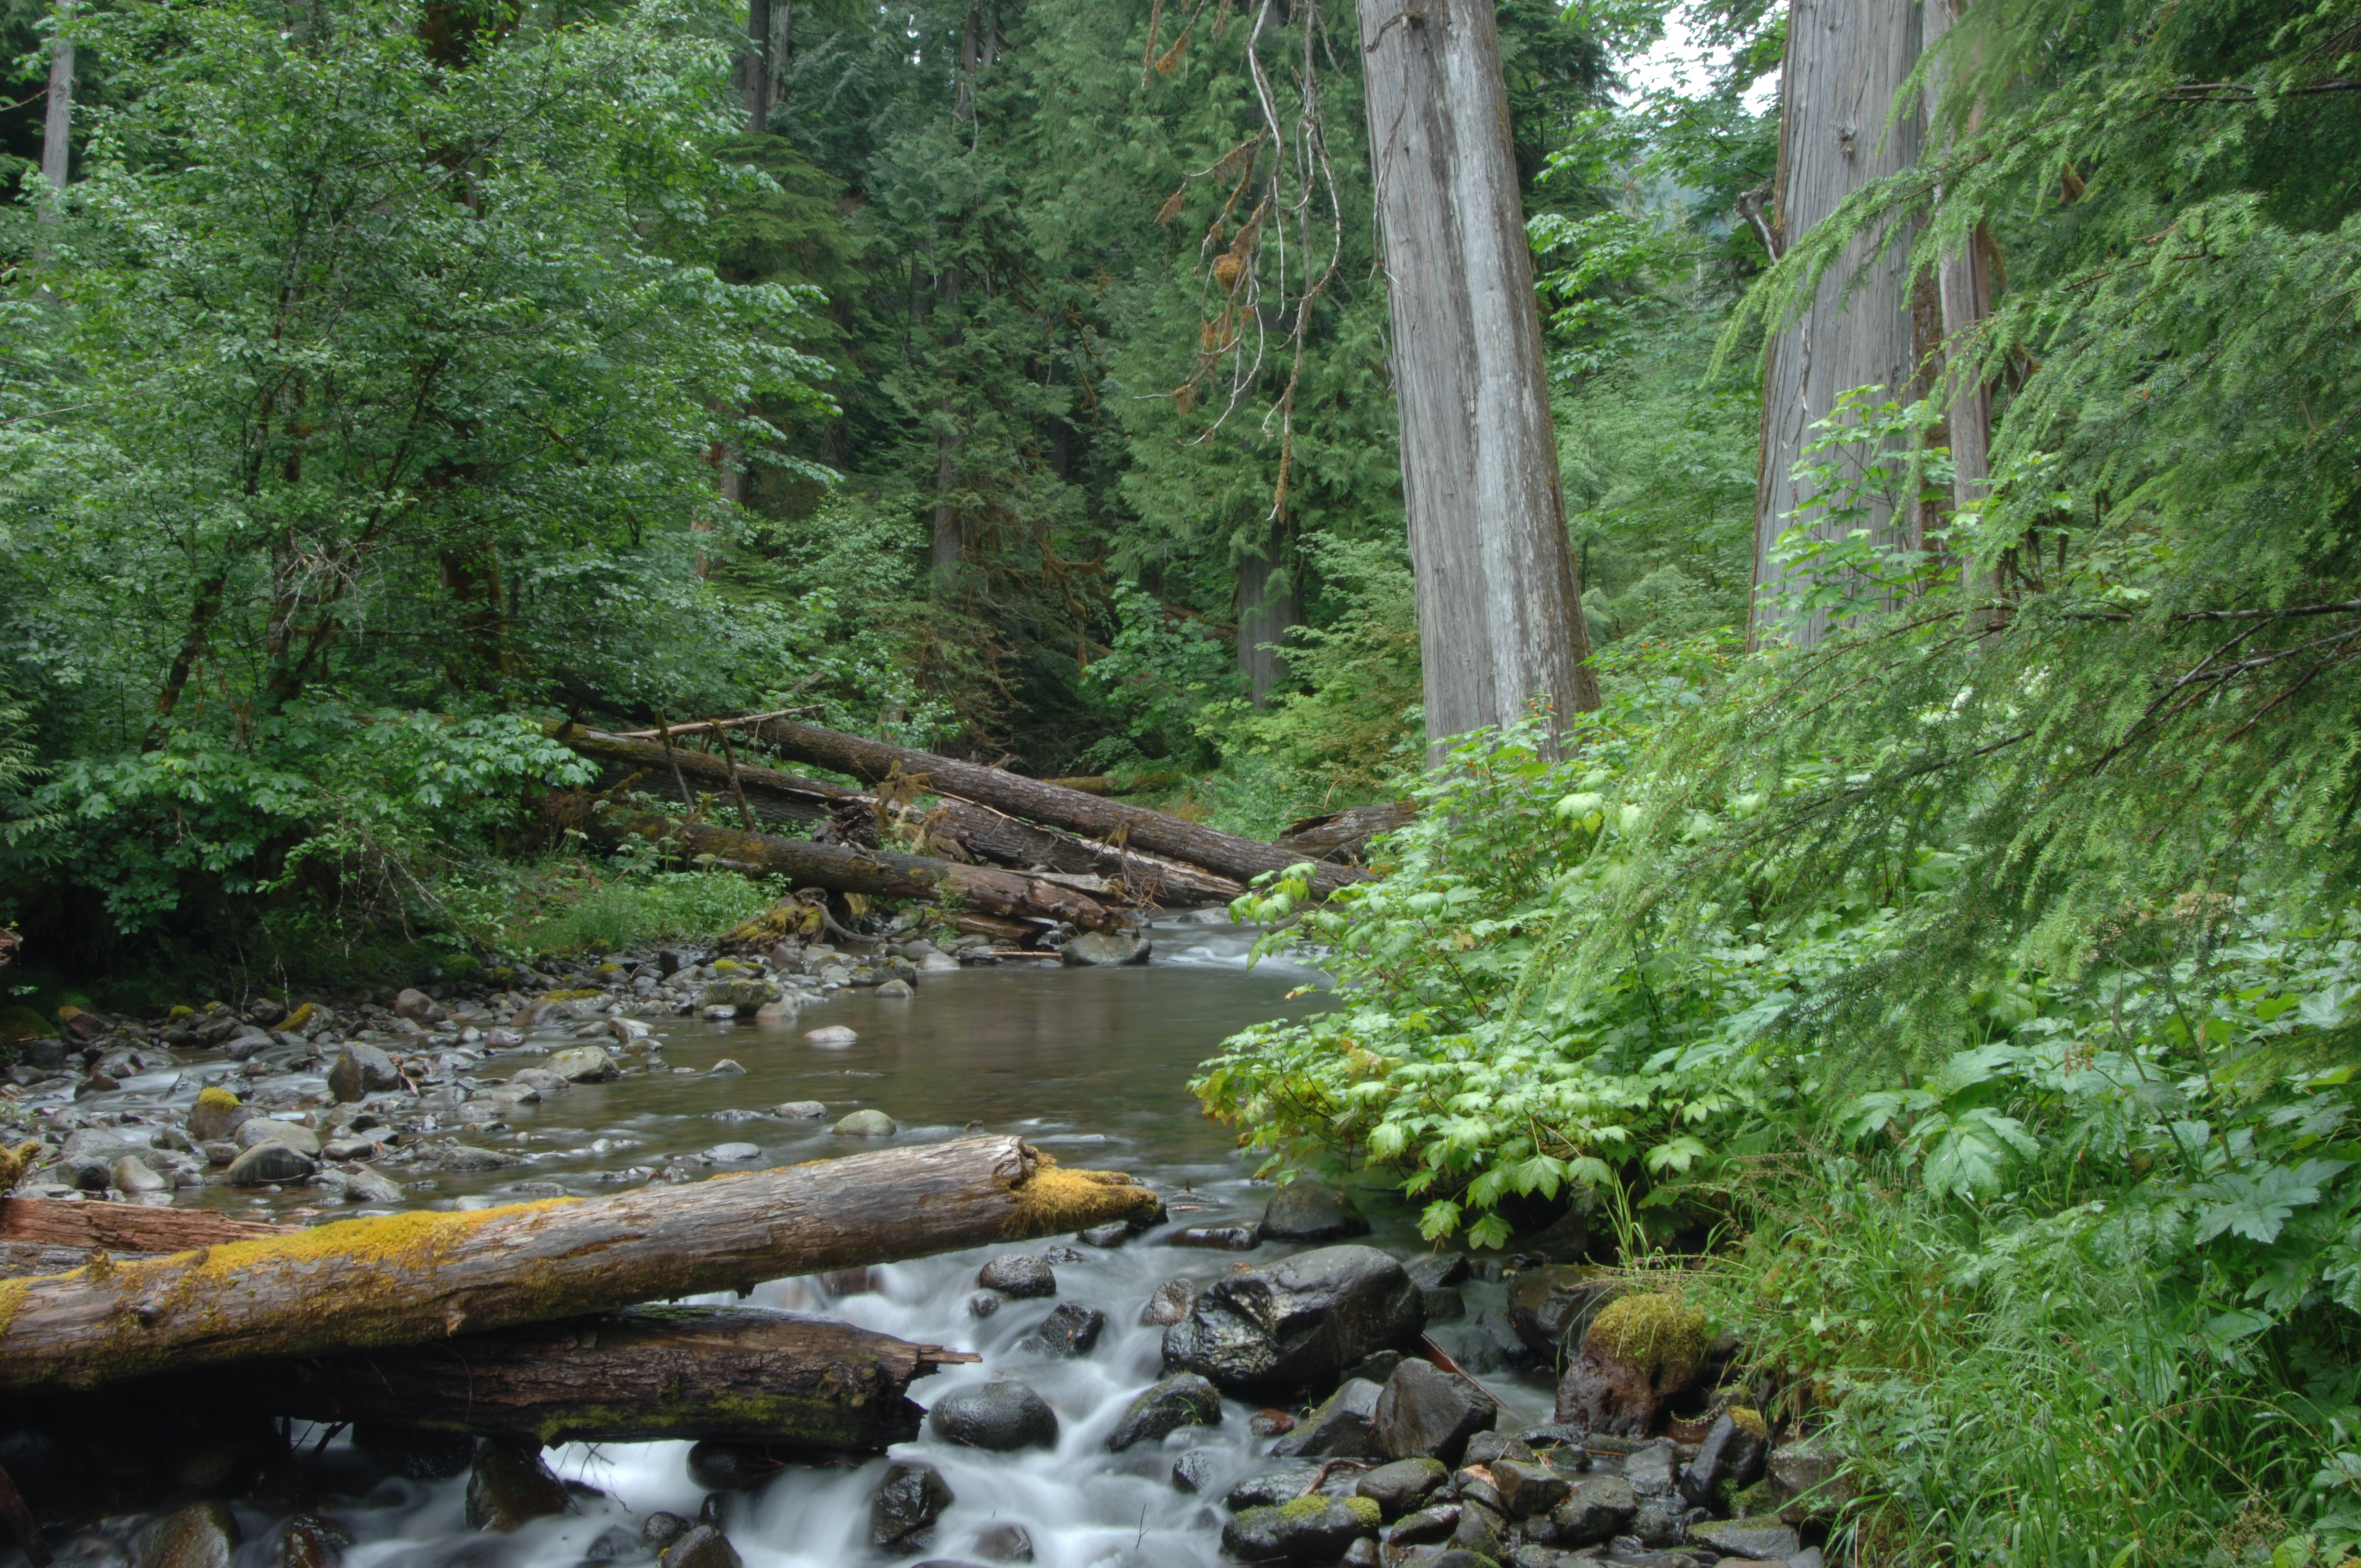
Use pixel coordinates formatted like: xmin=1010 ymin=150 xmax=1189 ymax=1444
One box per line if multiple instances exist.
xmin=45 ymin=913 xmax=1560 ymax=1568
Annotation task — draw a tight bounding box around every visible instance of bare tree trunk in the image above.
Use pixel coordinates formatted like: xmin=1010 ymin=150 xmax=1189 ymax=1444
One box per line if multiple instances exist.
xmin=1748 ymin=0 xmax=1926 ymax=649
xmin=744 ymin=0 xmax=773 ymax=134
xmin=1236 ymin=547 xmax=1299 ymax=707
xmin=0 ymin=1136 xmax=1160 ymax=1391
xmin=1922 ymin=0 xmax=1993 ymax=589
xmin=1356 ymin=0 xmax=1600 ymax=761
xmin=39 ymin=34 xmax=72 ymax=216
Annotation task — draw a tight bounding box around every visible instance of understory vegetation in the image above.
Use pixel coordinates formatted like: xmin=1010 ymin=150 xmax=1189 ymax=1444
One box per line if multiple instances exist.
xmin=1198 ymin=1 xmax=2361 ymax=1560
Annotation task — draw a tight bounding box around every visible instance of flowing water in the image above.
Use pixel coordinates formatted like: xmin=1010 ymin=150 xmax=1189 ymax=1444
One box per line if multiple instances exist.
xmin=46 ymin=912 xmax=1563 ymax=1568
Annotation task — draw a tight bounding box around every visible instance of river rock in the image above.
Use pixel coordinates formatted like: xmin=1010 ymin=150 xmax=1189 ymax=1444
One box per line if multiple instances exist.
xmin=660 ymin=1525 xmax=741 ymax=1568
xmin=978 ymin=1252 xmax=1056 ymax=1297
xmin=804 ymin=1025 xmax=858 ymax=1046
xmin=464 ymin=1439 xmax=570 ymax=1532
xmin=229 ymin=1141 xmax=317 ymax=1186
xmin=1537 ymin=1474 xmax=1638 ymax=1547
xmin=113 ymin=1156 xmax=168 ymax=1194
xmin=703 ymin=1142 xmax=763 ymax=1162
xmin=185 ymin=1088 xmax=250 ymax=1144
xmin=1493 ymin=1459 xmax=1572 ymax=1518
xmin=342 ymin=1166 xmax=404 ymax=1204
xmin=1261 ymin=1182 xmax=1372 ymax=1241
xmin=1015 ymin=1302 xmax=1105 ymax=1358
xmin=392 ymin=988 xmax=444 ymax=1024
xmin=1506 ymin=1265 xmax=1617 ymax=1360
xmin=1162 ymin=1244 xmax=1424 ymax=1397
xmin=547 ymin=1045 xmax=619 ymax=1083
xmin=1272 ymin=1377 xmax=1385 ymax=1459
xmin=871 ymin=1463 xmax=956 ymax=1552
xmin=1356 ymin=1457 xmax=1446 ymax=1517
xmin=1061 ymin=930 xmax=1152 ymax=966
xmin=929 ymin=1381 xmax=1059 ymax=1450
xmin=238 ymin=1119 xmax=322 ymax=1156
xmin=1173 ymin=1450 xmax=1222 ymax=1494
xmin=834 ymin=1109 xmax=896 ymax=1137
xmin=701 ymin=979 xmax=778 ymax=1017
xmin=1678 ymin=1409 xmax=1769 ymax=1509
xmin=1106 ymin=1372 xmax=1223 ymax=1451
xmin=874 ymin=978 xmax=914 ymax=1000
xmin=1142 ymin=1277 xmax=1196 ymax=1325
xmin=971 ymin=1522 xmax=1033 ymax=1562
xmin=1688 ymin=1519 xmax=1801 ymax=1560
xmin=328 ymin=1043 xmax=401 ymax=1102
xmin=708 ymin=1059 xmax=747 ymax=1074
xmin=438 ymin=1144 xmax=517 ymax=1172
xmin=1624 ymin=1440 xmax=1678 ymax=1497
xmin=1372 ymin=1358 xmax=1495 ymax=1465
xmin=641 ymin=1514 xmax=692 ymax=1551
xmin=1221 ymin=1497 xmax=1381 ymax=1565
xmin=275 ymin=1514 xmax=350 ymax=1568
xmin=1769 ymin=1431 xmax=1845 ymax=1517
xmin=775 ymin=1100 xmax=827 ymax=1119
xmin=137 ymin=1501 xmax=240 ymax=1568
xmin=511 ymin=1067 xmax=569 ymax=1095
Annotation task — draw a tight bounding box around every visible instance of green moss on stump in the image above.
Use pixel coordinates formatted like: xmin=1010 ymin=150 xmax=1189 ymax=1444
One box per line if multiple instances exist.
xmin=1582 ymin=1292 xmax=1707 ymax=1386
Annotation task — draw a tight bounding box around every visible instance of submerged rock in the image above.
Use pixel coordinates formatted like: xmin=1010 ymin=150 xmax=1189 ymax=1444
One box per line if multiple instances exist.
xmin=1060 ymin=931 xmax=1151 ymax=966
xmin=660 ymin=1525 xmax=741 ymax=1568
xmin=872 ymin=1462 xmax=956 ymax=1553
xmin=327 ymin=1043 xmax=400 ymax=1102
xmin=1271 ymin=1377 xmax=1385 ymax=1460
xmin=1162 ymin=1244 xmax=1424 ymax=1397
xmin=1015 ymin=1303 xmax=1106 ymax=1358
xmin=137 ymin=1502 xmax=240 ymax=1568
xmin=833 ymin=1109 xmax=896 ymax=1137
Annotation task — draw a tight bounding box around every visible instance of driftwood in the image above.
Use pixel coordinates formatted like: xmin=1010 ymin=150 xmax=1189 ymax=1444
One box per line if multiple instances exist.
xmin=586 ymin=807 xmax=1125 ymax=931
xmin=750 ymin=719 xmax=1362 ymax=894
xmin=561 ymin=728 xmax=1242 ymax=904
xmin=0 ymin=1135 xmax=1160 ymax=1391
xmin=1 ymin=1197 xmax=293 ymax=1251
xmin=143 ymin=1306 xmax=972 ymax=1449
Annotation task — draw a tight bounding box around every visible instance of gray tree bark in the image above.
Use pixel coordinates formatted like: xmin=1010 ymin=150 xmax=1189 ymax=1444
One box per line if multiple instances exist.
xmin=39 ymin=13 xmax=72 ymax=228
xmin=1357 ymin=0 xmax=1599 ymax=760
xmin=744 ymin=0 xmax=773 ymax=134
xmin=1236 ymin=548 xmax=1299 ymax=707
xmin=1921 ymin=0 xmax=1993 ymax=564
xmin=1749 ymin=0 xmax=1927 ymax=649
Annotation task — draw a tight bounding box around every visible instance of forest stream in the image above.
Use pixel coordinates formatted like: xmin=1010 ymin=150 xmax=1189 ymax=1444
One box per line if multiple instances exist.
xmin=14 ymin=912 xmax=1588 ymax=1568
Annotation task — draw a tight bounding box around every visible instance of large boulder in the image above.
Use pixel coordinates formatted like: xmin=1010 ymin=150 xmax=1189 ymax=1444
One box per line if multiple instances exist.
xmin=237 ymin=1120 xmax=321 ymax=1156
xmin=928 ymin=1382 xmax=1059 ymax=1451
xmin=1220 ymin=1498 xmax=1381 ymax=1565
xmin=186 ymin=1087 xmax=251 ymax=1144
xmin=1354 ymin=1457 xmax=1446 ymax=1518
xmin=465 ymin=1439 xmax=569 ymax=1532
xmin=1552 ymin=1293 xmax=1707 ymax=1437
xmin=1161 ymin=1244 xmax=1424 ymax=1397
xmin=871 ymin=1463 xmax=955 ymax=1552
xmin=1505 ymin=1265 xmax=1617 ymax=1360
xmin=1370 ymin=1358 xmax=1494 ymax=1466
xmin=1106 ymin=1373 xmax=1222 ymax=1451
xmin=1261 ymin=1182 xmax=1373 ymax=1242
xmin=327 ymin=1043 xmax=400 ymax=1103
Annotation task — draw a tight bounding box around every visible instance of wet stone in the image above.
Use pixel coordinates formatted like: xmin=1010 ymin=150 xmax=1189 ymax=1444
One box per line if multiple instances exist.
xmin=701 ymin=1142 xmax=762 ymax=1162
xmin=1164 ymin=1223 xmax=1260 ymax=1250
xmin=928 ymin=1381 xmax=1059 ymax=1451
xmin=1224 ymin=1465 xmax=1326 ymax=1511
xmin=465 ymin=1438 xmax=570 ymax=1532
xmin=274 ymin=1515 xmax=350 ymax=1568
xmin=1272 ymin=1377 xmax=1385 ymax=1460
xmin=237 ymin=1119 xmax=322 ymax=1156
xmin=659 ymin=1526 xmax=741 ymax=1568
xmin=833 ymin=1109 xmax=895 ymax=1137
xmin=1078 ymin=1222 xmax=1133 ymax=1248
xmin=1141 ymin=1277 xmax=1196 ymax=1325
xmin=1162 ymin=1244 xmax=1426 ymax=1398
xmin=1221 ymin=1496 xmax=1383 ymax=1565
xmin=1357 ymin=1457 xmax=1448 ymax=1518
xmin=580 ymin=1526 xmax=642 ymax=1562
xmin=970 ymin=1522 xmax=1033 ymax=1562
xmin=977 ymin=1253 xmax=1057 ymax=1298
xmin=1172 ymin=1450 xmax=1222 ymax=1494
xmin=327 ymin=1043 xmax=400 ymax=1102
xmin=1493 ymin=1459 xmax=1573 ymax=1518
xmin=1686 ymin=1519 xmax=1800 ymax=1561
xmin=640 ymin=1516 xmax=692 ymax=1552
xmin=1107 ymin=1372 xmax=1224 ymax=1451
xmin=228 ymin=1141 xmax=317 ymax=1186
xmin=774 ymin=1101 xmax=827 ymax=1119
xmin=547 ymin=1046 xmax=619 ymax=1083
xmin=871 ymin=1462 xmax=956 ymax=1551
xmin=1015 ymin=1302 xmax=1106 ymax=1358
xmin=1372 ymin=1358 xmax=1496 ymax=1466
xmin=1678 ymin=1411 xmax=1768 ymax=1510
xmin=1538 ymin=1474 xmax=1638 ymax=1548
xmin=1261 ymin=1181 xmax=1373 ymax=1241
xmin=137 ymin=1501 xmax=240 ymax=1568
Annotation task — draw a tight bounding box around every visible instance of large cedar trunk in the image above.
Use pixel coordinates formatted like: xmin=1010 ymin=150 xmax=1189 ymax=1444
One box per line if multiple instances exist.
xmin=1749 ymin=0 xmax=1927 ymax=649
xmin=0 ymin=1136 xmax=1159 ymax=1391
xmin=1356 ymin=0 xmax=1600 ymax=759
xmin=1237 ymin=548 xmax=1299 ymax=708
xmin=747 ymin=720 xmax=1362 ymax=895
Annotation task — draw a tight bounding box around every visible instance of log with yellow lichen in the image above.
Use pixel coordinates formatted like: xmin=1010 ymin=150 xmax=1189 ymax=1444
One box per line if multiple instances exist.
xmin=0 ymin=1136 xmax=1161 ymax=1391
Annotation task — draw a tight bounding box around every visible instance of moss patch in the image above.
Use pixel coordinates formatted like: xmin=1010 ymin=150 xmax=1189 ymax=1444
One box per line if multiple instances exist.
xmin=1729 ymin=1404 xmax=1768 ymax=1440
xmin=196 ymin=1086 xmax=241 ymax=1111
xmin=542 ymin=988 xmax=603 ymax=1003
xmin=1583 ymin=1292 xmax=1707 ymax=1387
xmin=1009 ymin=1161 xmax=1162 ymax=1235
xmin=281 ymin=1001 xmax=316 ymax=1033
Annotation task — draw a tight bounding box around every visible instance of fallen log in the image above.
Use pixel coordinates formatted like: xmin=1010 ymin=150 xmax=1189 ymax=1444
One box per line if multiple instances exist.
xmin=561 ymin=729 xmax=1242 ymax=903
xmin=1278 ymin=799 xmax=1420 ymax=864
xmin=750 ymin=720 xmax=1361 ymax=895
xmin=0 ymin=1135 xmax=1160 ymax=1391
xmin=554 ymin=798 xmax=1123 ymax=930
xmin=138 ymin=1306 xmax=971 ymax=1449
xmin=1 ymin=1197 xmax=293 ymax=1252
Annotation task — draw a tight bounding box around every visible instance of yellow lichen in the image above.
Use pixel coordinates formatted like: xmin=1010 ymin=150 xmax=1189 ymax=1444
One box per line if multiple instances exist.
xmin=711 ymin=959 xmax=743 ymax=973
xmin=542 ymin=988 xmax=602 ymax=1003
xmin=0 ymin=1141 xmax=41 ymax=1190
xmin=196 ymin=1086 xmax=241 ymax=1111
xmin=0 ymin=1278 xmax=25 ymax=1338
xmin=168 ymin=1005 xmax=196 ymax=1022
xmin=1729 ymin=1405 xmax=1769 ymax=1441
xmin=1583 ymin=1292 xmax=1708 ymax=1388
xmin=281 ymin=1002 xmax=315 ymax=1033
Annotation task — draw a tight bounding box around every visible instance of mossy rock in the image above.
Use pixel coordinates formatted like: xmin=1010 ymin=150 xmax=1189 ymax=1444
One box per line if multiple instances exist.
xmin=0 ymin=1005 xmax=50 ymax=1044
xmin=542 ymin=988 xmax=603 ymax=1003
xmin=168 ymin=1005 xmax=198 ymax=1022
xmin=281 ymin=1001 xmax=317 ymax=1033
xmin=443 ymin=954 xmax=481 ymax=976
xmin=1582 ymin=1292 xmax=1708 ymax=1386
xmin=712 ymin=959 xmax=744 ymax=973
xmin=598 ymin=962 xmax=625 ymax=975
xmin=197 ymin=1086 xmax=243 ymax=1111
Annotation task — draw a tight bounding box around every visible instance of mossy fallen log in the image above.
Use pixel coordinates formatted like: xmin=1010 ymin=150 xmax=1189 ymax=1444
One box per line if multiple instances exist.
xmin=138 ymin=1305 xmax=972 ymax=1449
xmin=0 ymin=1136 xmax=1160 ymax=1391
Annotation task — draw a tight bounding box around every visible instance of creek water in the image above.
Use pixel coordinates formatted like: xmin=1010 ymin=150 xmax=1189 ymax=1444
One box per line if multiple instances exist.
xmin=54 ymin=912 xmax=1563 ymax=1568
